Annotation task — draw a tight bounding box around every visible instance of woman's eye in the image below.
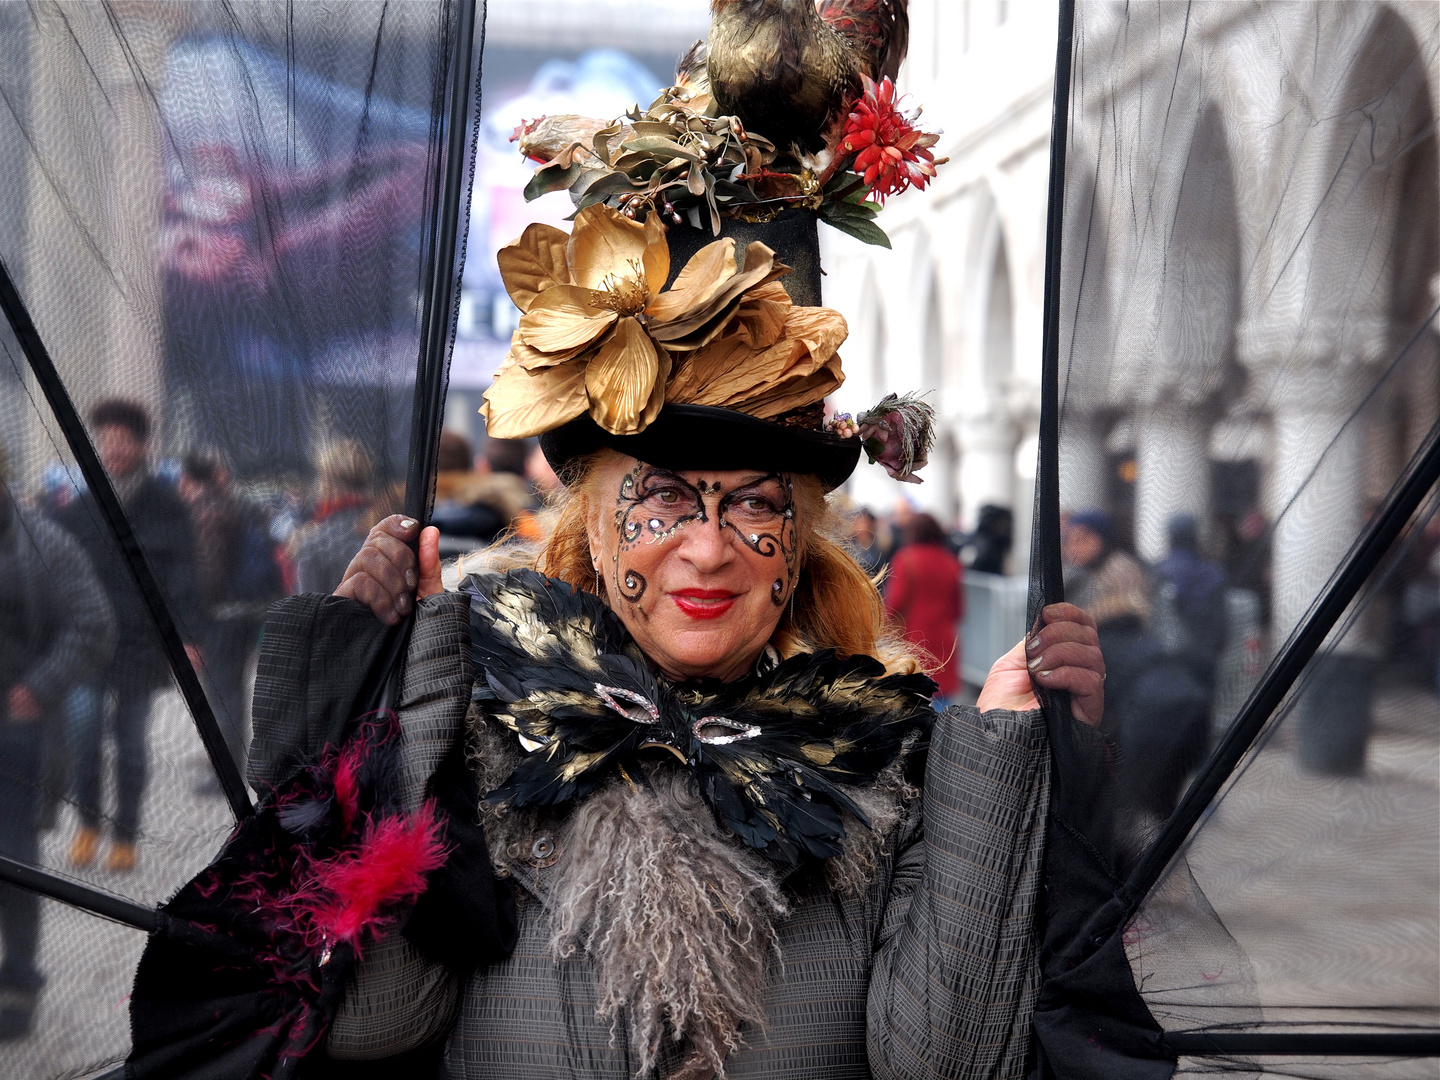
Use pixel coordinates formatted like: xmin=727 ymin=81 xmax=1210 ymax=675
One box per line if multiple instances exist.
xmin=658 ymin=490 xmax=680 ymax=504
xmin=742 ymin=497 xmax=771 ymax=513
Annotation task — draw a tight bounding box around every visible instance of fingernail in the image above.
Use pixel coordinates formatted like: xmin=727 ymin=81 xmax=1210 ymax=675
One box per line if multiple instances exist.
xmin=1025 ymin=637 xmax=1042 ymax=653
xmin=396 ymin=595 xmax=411 ymax=615
xmin=405 ymin=569 xmax=417 ymax=589
xmin=1037 ymin=670 xmax=1052 ymax=678
xmin=400 ymin=518 xmax=417 ymax=530
xmin=1027 ymin=654 xmax=1044 ymax=671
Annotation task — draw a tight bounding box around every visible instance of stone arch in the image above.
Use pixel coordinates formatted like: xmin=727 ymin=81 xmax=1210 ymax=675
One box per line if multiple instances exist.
xmin=955 ymin=188 xmax=1020 ymax=531
xmin=1133 ymin=100 xmax=1242 ymax=562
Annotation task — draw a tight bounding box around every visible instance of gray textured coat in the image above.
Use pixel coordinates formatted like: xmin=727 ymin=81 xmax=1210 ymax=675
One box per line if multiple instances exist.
xmin=3 ymin=503 xmax=116 ymax=710
xmin=251 ymin=592 xmax=1051 ymax=1080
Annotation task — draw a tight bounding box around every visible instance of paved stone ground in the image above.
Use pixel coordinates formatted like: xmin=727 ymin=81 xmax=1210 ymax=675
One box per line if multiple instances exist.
xmin=1133 ymin=683 xmax=1440 ymax=1078
xmin=0 ymin=689 xmax=236 ymax=1080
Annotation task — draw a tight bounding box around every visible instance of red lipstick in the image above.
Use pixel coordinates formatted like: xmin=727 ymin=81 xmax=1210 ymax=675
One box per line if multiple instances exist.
xmin=671 ymin=588 xmax=736 ymax=620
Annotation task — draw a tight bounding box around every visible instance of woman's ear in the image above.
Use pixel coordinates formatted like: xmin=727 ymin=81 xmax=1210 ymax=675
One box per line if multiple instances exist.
xmin=582 ymin=491 xmax=606 ymax=570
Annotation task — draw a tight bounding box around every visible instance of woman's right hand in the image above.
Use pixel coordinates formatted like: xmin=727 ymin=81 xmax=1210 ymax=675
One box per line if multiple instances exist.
xmin=334 ymin=515 xmax=442 ymax=624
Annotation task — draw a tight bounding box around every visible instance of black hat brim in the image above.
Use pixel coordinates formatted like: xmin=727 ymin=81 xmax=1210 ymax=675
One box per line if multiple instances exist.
xmin=540 ymin=404 xmax=862 ymax=492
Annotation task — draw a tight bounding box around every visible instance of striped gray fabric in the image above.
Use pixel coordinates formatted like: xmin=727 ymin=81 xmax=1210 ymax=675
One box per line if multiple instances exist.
xmin=254 ymin=595 xmax=1052 ymax=1078
xmin=444 ymin=705 xmax=1048 ymax=1080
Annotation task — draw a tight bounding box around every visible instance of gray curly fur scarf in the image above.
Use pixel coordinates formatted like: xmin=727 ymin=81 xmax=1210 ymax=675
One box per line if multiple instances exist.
xmin=469 ymin=710 xmax=916 ymax=1079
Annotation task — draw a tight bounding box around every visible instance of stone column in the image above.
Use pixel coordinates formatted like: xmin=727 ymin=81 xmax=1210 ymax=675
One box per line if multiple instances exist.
xmin=1058 ymin=409 xmax=1107 ymax=515
xmin=957 ymin=410 xmax=1015 ymax=529
xmin=1264 ymin=362 xmax=1373 ymax=774
xmin=1134 ymin=401 xmax=1211 ymax=564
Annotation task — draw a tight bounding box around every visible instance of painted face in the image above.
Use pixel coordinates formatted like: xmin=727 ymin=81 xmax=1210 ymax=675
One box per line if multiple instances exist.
xmin=585 ymin=455 xmax=799 ymax=682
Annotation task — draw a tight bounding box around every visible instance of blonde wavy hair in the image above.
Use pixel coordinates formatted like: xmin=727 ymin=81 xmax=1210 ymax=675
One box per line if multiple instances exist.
xmin=472 ymin=450 xmax=922 ymax=676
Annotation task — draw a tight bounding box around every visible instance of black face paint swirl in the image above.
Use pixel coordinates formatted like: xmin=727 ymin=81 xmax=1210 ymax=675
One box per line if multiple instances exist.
xmin=716 ymin=474 xmax=797 ymax=604
xmin=608 ymin=466 xmax=799 ymax=609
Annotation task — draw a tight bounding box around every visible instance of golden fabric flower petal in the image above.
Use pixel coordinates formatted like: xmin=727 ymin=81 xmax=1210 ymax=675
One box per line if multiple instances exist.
xmin=497 ymin=223 xmax=572 ymax=313
xmin=647 ymin=242 xmax=785 ymax=351
xmin=516 ymin=284 xmax=618 ymax=354
xmin=641 ymin=213 xmax=670 ymax=298
xmin=647 ymin=238 xmax=739 ymax=318
xmin=667 ymin=306 xmax=847 ymax=412
xmin=480 ymin=358 xmax=590 ymax=439
xmin=584 ymin=316 xmax=663 ymax=435
xmin=568 ymin=204 xmax=650 ymax=291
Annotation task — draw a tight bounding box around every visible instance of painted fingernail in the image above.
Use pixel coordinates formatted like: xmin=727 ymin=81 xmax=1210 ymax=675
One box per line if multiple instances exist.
xmin=1037 ymin=670 xmax=1052 ymax=678
xmin=400 ymin=518 xmax=417 ymax=530
xmin=1027 ymin=654 xmax=1044 ymax=671
xmin=405 ymin=569 xmax=417 ymax=589
xmin=396 ymin=595 xmax=411 ymax=614
xmin=1025 ymin=637 xmax=1042 ymax=653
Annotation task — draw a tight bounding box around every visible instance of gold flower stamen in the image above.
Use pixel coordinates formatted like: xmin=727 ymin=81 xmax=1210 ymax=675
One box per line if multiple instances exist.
xmin=592 ymin=259 xmax=651 ymax=317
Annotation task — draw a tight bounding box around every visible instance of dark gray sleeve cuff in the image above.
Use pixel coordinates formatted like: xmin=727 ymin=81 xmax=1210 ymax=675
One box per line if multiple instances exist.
xmin=248 ymin=593 xmax=398 ymax=792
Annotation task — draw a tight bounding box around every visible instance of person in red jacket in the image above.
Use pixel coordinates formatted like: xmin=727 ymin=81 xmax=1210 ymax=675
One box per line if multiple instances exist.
xmin=885 ymin=513 xmax=964 ymax=705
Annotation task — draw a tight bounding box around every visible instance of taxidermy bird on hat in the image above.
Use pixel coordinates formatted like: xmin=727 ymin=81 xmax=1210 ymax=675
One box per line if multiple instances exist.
xmin=707 ymin=0 xmax=910 ymax=154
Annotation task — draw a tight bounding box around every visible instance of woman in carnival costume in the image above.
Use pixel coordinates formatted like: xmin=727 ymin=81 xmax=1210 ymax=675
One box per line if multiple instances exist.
xmin=128 ymin=16 xmax=1105 ymax=1078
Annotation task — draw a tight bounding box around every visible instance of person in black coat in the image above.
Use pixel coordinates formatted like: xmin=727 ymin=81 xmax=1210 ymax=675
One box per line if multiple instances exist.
xmin=54 ymin=400 xmax=202 ymax=874
xmin=0 ymin=452 xmax=114 ymax=1037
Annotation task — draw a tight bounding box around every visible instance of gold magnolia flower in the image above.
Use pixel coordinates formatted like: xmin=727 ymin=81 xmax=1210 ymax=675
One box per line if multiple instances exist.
xmin=482 ymin=203 xmax=788 ymax=437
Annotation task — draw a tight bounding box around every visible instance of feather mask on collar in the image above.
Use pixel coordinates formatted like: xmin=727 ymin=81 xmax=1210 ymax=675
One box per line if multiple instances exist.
xmin=463 ymin=568 xmax=935 ymax=867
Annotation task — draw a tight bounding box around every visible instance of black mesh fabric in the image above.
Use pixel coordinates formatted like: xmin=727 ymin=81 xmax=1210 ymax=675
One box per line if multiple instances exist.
xmin=1032 ymin=2 xmax=1440 ymax=1076
xmin=0 ymin=2 xmax=479 ymax=1076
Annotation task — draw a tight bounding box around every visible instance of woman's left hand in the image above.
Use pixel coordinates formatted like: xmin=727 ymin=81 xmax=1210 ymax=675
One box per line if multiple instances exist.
xmin=975 ymin=602 xmax=1105 ymax=728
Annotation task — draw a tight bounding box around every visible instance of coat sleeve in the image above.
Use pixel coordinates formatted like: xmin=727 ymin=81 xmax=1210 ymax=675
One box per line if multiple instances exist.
xmin=249 ymin=590 xmax=515 ymax=1059
xmin=22 ymin=515 xmax=116 ymax=708
xmin=867 ymin=704 xmax=1050 ymax=1080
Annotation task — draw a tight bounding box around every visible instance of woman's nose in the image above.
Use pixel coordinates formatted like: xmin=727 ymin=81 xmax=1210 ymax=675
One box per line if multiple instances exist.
xmin=678 ymin=514 xmax=735 ymax=572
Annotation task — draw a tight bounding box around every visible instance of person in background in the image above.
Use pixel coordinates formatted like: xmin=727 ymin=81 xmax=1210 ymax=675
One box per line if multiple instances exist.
xmin=288 ymin=439 xmax=375 ymax=595
xmin=885 ymin=513 xmax=964 ymax=707
xmin=178 ymin=452 xmax=254 ymax=787
xmin=964 ymin=504 xmax=1014 ymax=575
xmin=848 ymin=506 xmax=886 ymax=578
xmin=1155 ymin=513 xmax=1227 ymax=691
xmin=57 ymin=399 xmax=200 ymax=874
xmin=0 ymin=449 xmax=114 ymax=1037
xmin=431 ymin=431 xmax=536 ymax=550
xmin=1063 ymin=509 xmax=1208 ymax=836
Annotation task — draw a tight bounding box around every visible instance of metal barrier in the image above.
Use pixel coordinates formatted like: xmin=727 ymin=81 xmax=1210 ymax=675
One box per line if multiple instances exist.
xmin=960 ymin=571 xmax=1031 ymax=689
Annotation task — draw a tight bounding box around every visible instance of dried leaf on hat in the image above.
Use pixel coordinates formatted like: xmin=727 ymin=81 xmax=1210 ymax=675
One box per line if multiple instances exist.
xmin=670 ymin=305 xmax=847 ymax=410
xmin=480 ymin=358 xmax=589 ymax=439
xmin=737 ymin=354 xmax=846 ymax=419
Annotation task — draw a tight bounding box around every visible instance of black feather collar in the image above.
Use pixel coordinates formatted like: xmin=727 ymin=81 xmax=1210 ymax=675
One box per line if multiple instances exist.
xmin=463 ymin=569 xmax=935 ymax=866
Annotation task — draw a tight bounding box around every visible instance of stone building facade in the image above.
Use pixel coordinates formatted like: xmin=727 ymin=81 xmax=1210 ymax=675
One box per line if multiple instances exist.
xmin=824 ymin=0 xmax=1440 ymax=609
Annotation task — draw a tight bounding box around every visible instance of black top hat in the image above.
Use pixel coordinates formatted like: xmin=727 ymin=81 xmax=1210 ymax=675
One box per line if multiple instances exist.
xmin=535 ymin=209 xmax=863 ymax=491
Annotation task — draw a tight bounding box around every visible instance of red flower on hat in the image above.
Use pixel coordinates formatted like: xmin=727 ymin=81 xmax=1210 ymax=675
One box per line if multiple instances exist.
xmin=839 ymin=76 xmax=941 ymax=204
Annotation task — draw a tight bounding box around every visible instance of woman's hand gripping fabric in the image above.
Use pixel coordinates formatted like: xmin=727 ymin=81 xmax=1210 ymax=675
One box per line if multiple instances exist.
xmin=975 ymin=602 xmax=1105 ymax=728
xmin=334 ymin=515 xmax=444 ymax=624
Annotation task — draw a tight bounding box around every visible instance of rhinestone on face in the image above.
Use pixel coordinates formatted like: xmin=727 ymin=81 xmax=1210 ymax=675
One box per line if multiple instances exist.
xmin=772 ymin=579 xmax=783 ymax=593
xmin=625 ymin=572 xmax=638 ymax=588
xmin=749 ymin=534 xmax=759 ymax=544
xmin=649 ymin=518 xmax=662 ymax=530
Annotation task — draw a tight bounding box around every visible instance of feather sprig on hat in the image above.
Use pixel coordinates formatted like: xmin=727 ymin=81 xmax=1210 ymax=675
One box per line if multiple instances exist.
xmin=480 ymin=204 xmax=849 ymax=439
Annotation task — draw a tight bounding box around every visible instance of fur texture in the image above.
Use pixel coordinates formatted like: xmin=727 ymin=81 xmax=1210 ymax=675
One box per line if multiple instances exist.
xmin=468 ymin=709 xmax=919 ymax=1078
